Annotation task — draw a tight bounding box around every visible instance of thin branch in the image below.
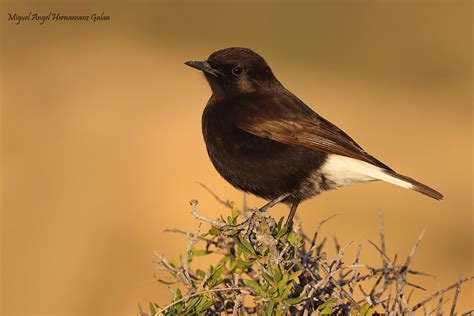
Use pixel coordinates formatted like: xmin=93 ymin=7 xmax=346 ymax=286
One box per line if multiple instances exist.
xmin=319 ymin=242 xmax=360 ymax=309
xmin=412 ymin=276 xmax=474 ymax=311
xmin=403 ymin=228 xmax=426 ymax=270
xmin=195 ymin=182 xmax=233 ymax=209
xmin=180 ymin=225 xmax=201 ymax=286
xmin=349 ymin=245 xmax=362 ymax=294
xmin=368 ymin=239 xmax=392 ymax=267
xmin=379 ymin=212 xmax=387 ymax=269
xmin=164 ymin=228 xmax=217 ymax=245
xmin=450 ymin=275 xmax=462 ymax=316
xmin=189 ymin=199 xmax=224 ymax=228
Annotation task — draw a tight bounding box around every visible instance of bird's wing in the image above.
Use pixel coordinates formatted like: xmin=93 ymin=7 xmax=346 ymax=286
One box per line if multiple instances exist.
xmin=234 ymin=92 xmax=392 ymax=170
xmin=232 ymin=90 xmax=444 ymax=200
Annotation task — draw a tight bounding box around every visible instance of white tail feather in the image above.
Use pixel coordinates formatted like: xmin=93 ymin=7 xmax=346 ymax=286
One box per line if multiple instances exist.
xmin=321 ymin=155 xmax=413 ymax=189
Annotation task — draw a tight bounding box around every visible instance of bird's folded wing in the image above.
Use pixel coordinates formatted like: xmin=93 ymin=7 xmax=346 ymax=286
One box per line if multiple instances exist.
xmin=237 ymin=116 xmax=391 ymax=170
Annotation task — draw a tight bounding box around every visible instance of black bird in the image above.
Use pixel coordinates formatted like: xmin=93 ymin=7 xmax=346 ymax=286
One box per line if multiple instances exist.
xmin=185 ymin=47 xmax=443 ymax=228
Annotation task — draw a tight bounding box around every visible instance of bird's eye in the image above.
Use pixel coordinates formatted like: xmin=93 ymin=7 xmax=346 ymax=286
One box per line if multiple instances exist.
xmin=232 ymin=66 xmax=243 ymax=76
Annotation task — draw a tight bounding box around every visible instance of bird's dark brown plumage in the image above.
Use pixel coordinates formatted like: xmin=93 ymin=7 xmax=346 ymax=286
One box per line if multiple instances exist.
xmin=185 ymin=47 xmax=443 ymax=224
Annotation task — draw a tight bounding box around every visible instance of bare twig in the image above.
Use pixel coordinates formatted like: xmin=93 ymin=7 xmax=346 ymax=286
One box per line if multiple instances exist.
xmin=138 ymin=304 xmax=147 ymax=316
xmin=349 ymin=244 xmax=362 ymax=294
xmin=164 ymin=228 xmax=216 ymax=245
xmin=320 ymin=242 xmax=360 ymax=309
xmin=189 ymin=199 xmax=224 ymax=228
xmin=412 ymin=276 xmax=474 ymax=311
xmin=403 ymin=228 xmax=426 ymax=270
xmin=379 ymin=212 xmax=387 ymax=269
xmin=450 ymin=275 xmax=462 ymax=316
xmin=180 ymin=225 xmax=201 ymax=286
xmin=368 ymin=239 xmax=392 ymax=268
xmin=307 ymin=214 xmax=339 ymax=262
xmin=195 ymin=182 xmax=233 ymax=209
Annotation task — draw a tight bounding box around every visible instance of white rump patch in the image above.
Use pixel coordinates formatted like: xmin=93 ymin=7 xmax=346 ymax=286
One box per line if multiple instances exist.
xmin=321 ymin=154 xmax=414 ymax=189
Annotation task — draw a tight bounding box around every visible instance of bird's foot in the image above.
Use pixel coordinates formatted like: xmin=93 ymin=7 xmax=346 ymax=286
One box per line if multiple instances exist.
xmin=219 ymin=213 xmax=256 ymax=232
xmin=219 ymin=194 xmax=292 ymax=234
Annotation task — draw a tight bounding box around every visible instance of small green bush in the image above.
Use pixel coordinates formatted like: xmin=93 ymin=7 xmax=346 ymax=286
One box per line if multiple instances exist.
xmin=142 ymin=194 xmax=472 ymax=315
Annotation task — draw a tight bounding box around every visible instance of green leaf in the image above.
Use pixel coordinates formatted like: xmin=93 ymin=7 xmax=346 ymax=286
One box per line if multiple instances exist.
xmin=259 ymin=245 xmax=269 ymax=256
xmin=272 ymin=219 xmax=283 ymax=238
xmin=276 ymin=225 xmax=289 ymax=239
xmin=227 ymin=215 xmax=236 ymax=225
xmin=208 ymin=227 xmax=220 ymax=235
xmin=192 ymin=249 xmax=210 ymax=256
xmin=218 ymin=254 xmax=230 ymax=266
xmin=276 ymin=304 xmax=283 ymax=316
xmin=360 ymin=302 xmax=375 ymax=316
xmin=284 ymin=287 xmax=307 ymax=305
xmin=275 ymin=217 xmax=284 ymax=230
xmin=235 ymin=258 xmax=255 ymax=273
xmin=266 ymin=299 xmax=275 ymax=316
xmin=262 ymin=272 xmax=274 ymax=286
xmin=210 ymin=278 xmax=225 ymax=288
xmin=318 ymin=297 xmax=338 ymax=311
xmin=196 ymin=295 xmax=213 ymax=312
xmin=196 ymin=269 xmax=206 ymax=279
xmin=209 ymin=265 xmax=225 ymax=280
xmin=288 ymin=270 xmax=303 ymax=281
xmin=172 ymin=288 xmax=183 ymax=313
xmin=287 ymin=232 xmax=296 ymax=245
xmin=273 ymin=268 xmax=283 ymax=283
xmin=277 ymin=274 xmax=289 ymax=295
xmin=173 ymin=288 xmax=182 ymax=301
xmin=213 ymin=264 xmax=225 ymax=279
xmin=269 ymin=286 xmax=279 ymax=295
xmin=232 ymin=236 xmax=257 ymax=256
xmin=231 ymin=202 xmax=239 ymax=219
xmin=208 ymin=264 xmax=225 ymax=288
xmin=360 ymin=302 xmax=369 ymax=315
xmin=280 ymin=282 xmax=293 ymax=299
xmin=241 ymin=238 xmax=257 ymax=256
xmin=320 ymin=306 xmax=333 ymax=315
xmin=244 ymin=279 xmax=262 ymax=293
xmin=149 ymin=302 xmax=157 ymax=315
xmin=184 ymin=296 xmax=202 ymax=313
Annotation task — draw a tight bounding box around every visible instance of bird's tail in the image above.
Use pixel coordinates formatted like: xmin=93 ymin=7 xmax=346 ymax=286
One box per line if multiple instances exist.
xmin=378 ymin=170 xmax=443 ymax=200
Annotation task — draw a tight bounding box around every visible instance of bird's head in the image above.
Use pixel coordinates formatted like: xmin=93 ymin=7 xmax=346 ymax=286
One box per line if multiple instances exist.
xmin=185 ymin=47 xmax=278 ymax=95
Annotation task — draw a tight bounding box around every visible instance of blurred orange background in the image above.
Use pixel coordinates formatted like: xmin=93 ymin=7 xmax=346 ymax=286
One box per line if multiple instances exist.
xmin=1 ymin=1 xmax=472 ymax=315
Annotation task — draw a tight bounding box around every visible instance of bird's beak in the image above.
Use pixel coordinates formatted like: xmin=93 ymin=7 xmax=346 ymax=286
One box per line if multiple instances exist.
xmin=184 ymin=60 xmax=220 ymax=77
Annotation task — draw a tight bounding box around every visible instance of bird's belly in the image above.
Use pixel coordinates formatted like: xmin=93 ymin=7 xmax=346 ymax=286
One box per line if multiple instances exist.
xmin=204 ymin=128 xmax=327 ymax=201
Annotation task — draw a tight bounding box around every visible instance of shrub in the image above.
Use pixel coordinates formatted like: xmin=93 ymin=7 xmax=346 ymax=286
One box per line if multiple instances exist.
xmin=141 ymin=192 xmax=472 ymax=315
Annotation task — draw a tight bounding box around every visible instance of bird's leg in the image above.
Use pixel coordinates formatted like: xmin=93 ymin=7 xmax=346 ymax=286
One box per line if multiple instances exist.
xmin=284 ymin=201 xmax=300 ymax=230
xmin=258 ymin=193 xmax=291 ymax=212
